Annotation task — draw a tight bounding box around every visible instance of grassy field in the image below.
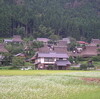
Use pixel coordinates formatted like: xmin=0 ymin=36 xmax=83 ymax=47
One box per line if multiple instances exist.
xmin=0 ymin=70 xmax=100 ymax=99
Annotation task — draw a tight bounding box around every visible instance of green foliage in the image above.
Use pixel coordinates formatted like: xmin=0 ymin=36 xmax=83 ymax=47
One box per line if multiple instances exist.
xmin=0 ymin=66 xmax=20 ymax=70
xmin=69 ymin=67 xmax=80 ymax=70
xmin=5 ymin=43 xmax=24 ymax=54
xmin=49 ymin=34 xmax=60 ymax=42
xmin=32 ymin=41 xmax=44 ymax=49
xmin=1 ymin=53 xmax=12 ymax=66
xmin=97 ymin=49 xmax=100 ymax=52
xmin=80 ymin=64 xmax=87 ymax=70
xmin=13 ymin=27 xmax=25 ymax=37
xmin=77 ymin=56 xmax=90 ymax=61
xmin=12 ymin=56 xmax=25 ymax=67
xmin=0 ymin=0 xmax=100 ymax=40
xmin=68 ymin=56 xmax=74 ymax=63
xmin=91 ymin=56 xmax=100 ymax=61
xmin=67 ymin=42 xmax=76 ymax=51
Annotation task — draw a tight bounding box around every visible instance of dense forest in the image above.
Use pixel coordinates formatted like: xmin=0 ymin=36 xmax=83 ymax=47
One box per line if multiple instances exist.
xmin=0 ymin=0 xmax=100 ymax=41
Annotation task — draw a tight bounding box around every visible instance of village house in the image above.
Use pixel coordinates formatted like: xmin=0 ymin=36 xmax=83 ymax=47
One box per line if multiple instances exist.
xmin=80 ymin=46 xmax=99 ymax=57
xmin=3 ymin=35 xmax=23 ymax=44
xmin=57 ymin=40 xmax=68 ymax=47
xmin=90 ymin=39 xmax=100 ymax=46
xmin=77 ymin=41 xmax=88 ymax=46
xmin=12 ymin=35 xmax=23 ymax=44
xmin=71 ymin=45 xmax=99 ymax=57
xmin=62 ymin=38 xmax=71 ymax=44
xmin=32 ymin=45 xmax=71 ymax=70
xmin=3 ymin=39 xmax=13 ymax=44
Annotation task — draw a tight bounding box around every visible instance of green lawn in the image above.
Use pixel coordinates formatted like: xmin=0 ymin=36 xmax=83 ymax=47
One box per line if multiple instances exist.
xmin=0 ymin=70 xmax=100 ymax=99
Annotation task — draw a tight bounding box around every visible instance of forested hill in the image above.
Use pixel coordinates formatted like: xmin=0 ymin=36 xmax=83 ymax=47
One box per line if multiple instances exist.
xmin=0 ymin=0 xmax=100 ymax=40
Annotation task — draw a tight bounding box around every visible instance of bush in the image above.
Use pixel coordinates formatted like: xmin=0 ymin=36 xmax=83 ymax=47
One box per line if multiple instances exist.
xmin=69 ymin=67 xmax=80 ymax=70
xmin=0 ymin=66 xmax=20 ymax=70
xmin=12 ymin=56 xmax=25 ymax=67
xmin=91 ymin=56 xmax=100 ymax=61
xmin=80 ymin=64 xmax=87 ymax=70
xmin=77 ymin=56 xmax=90 ymax=61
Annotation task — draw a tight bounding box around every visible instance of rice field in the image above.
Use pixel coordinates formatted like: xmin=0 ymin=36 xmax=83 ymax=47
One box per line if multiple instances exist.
xmin=0 ymin=70 xmax=100 ymax=99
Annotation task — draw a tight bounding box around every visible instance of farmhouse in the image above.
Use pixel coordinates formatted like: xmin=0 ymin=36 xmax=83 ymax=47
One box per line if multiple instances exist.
xmin=90 ymin=39 xmax=100 ymax=46
xmin=3 ymin=39 xmax=13 ymax=44
xmin=3 ymin=35 xmax=23 ymax=44
xmin=71 ymin=45 xmax=99 ymax=57
xmin=80 ymin=46 xmax=98 ymax=57
xmin=12 ymin=35 xmax=23 ymax=44
xmin=32 ymin=45 xmax=71 ymax=70
xmin=57 ymin=40 xmax=68 ymax=47
xmin=62 ymin=38 xmax=71 ymax=44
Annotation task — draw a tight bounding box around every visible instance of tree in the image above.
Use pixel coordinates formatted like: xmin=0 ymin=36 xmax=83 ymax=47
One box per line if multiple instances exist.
xmin=12 ymin=56 xmax=25 ymax=67
xmin=49 ymin=34 xmax=60 ymax=44
xmin=32 ymin=41 xmax=44 ymax=50
xmin=80 ymin=64 xmax=87 ymax=70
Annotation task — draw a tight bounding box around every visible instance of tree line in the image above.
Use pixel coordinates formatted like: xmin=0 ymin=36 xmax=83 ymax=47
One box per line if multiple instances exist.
xmin=0 ymin=0 xmax=100 ymax=41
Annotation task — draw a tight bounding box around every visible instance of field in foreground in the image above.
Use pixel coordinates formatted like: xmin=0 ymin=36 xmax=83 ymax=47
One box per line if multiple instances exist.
xmin=0 ymin=70 xmax=100 ymax=99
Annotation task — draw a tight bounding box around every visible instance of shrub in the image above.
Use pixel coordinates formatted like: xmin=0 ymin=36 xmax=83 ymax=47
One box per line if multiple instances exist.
xmin=77 ymin=56 xmax=90 ymax=61
xmin=69 ymin=67 xmax=80 ymax=70
xmin=12 ymin=56 xmax=25 ymax=67
xmin=0 ymin=66 xmax=20 ymax=70
xmin=80 ymin=64 xmax=87 ymax=70
xmin=91 ymin=56 xmax=100 ymax=61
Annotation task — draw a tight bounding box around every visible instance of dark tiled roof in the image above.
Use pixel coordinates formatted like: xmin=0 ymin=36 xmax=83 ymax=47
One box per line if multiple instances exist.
xmin=55 ymin=60 xmax=71 ymax=66
xmin=38 ymin=45 xmax=69 ymax=58
xmin=38 ymin=52 xmax=69 ymax=58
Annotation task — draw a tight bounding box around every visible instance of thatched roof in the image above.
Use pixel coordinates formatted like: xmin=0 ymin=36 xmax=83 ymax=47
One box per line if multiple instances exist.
xmin=57 ymin=40 xmax=67 ymax=47
xmin=13 ymin=35 xmax=23 ymax=42
xmin=80 ymin=46 xmax=98 ymax=57
xmin=0 ymin=43 xmax=8 ymax=53
xmin=37 ymin=38 xmax=50 ymax=43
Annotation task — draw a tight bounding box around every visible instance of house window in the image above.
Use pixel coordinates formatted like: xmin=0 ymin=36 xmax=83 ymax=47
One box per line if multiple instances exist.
xmin=56 ymin=58 xmax=63 ymax=60
xmin=44 ymin=58 xmax=54 ymax=62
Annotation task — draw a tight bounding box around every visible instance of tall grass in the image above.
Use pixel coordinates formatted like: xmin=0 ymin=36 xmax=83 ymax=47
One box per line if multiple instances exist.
xmin=0 ymin=71 xmax=100 ymax=99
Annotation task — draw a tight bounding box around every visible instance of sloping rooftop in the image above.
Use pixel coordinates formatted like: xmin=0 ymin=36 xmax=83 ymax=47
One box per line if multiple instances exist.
xmin=55 ymin=60 xmax=71 ymax=66
xmin=37 ymin=38 xmax=50 ymax=43
xmin=38 ymin=52 xmax=69 ymax=58
xmin=80 ymin=46 xmax=98 ymax=57
xmin=4 ymin=39 xmax=13 ymax=43
xmin=90 ymin=39 xmax=100 ymax=46
xmin=57 ymin=40 xmax=67 ymax=47
xmin=62 ymin=38 xmax=70 ymax=43
xmin=77 ymin=41 xmax=88 ymax=45
xmin=54 ymin=46 xmax=67 ymax=53
xmin=13 ymin=35 xmax=23 ymax=42
xmin=37 ymin=44 xmax=69 ymax=58
xmin=38 ymin=45 xmax=50 ymax=53
xmin=0 ymin=43 xmax=8 ymax=53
